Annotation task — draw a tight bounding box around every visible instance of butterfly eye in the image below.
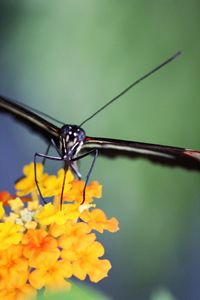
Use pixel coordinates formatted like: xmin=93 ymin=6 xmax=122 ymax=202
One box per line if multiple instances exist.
xmin=61 ymin=125 xmax=72 ymax=136
xmin=77 ymin=128 xmax=86 ymax=142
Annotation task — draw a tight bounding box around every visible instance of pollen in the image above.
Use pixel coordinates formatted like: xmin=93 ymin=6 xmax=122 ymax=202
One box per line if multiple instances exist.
xmin=20 ymin=208 xmax=35 ymax=222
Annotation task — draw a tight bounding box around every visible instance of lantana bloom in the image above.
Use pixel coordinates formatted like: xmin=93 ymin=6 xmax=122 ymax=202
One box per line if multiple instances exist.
xmin=0 ymin=162 xmax=119 ymax=299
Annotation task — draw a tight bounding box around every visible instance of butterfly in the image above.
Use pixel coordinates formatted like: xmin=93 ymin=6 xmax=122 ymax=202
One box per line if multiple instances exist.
xmin=1 ymin=51 xmax=199 ymax=204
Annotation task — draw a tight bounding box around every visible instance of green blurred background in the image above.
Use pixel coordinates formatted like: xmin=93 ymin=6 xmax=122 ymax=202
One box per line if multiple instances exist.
xmin=0 ymin=1 xmax=200 ymax=299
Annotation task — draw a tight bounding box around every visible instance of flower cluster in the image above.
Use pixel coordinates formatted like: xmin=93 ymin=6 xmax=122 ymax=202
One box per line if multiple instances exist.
xmin=0 ymin=163 xmax=119 ymax=300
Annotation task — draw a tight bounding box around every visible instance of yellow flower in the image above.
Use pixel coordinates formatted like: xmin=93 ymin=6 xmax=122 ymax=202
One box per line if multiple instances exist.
xmin=8 ymin=197 xmax=24 ymax=211
xmin=0 ymin=222 xmax=22 ymax=250
xmin=3 ymin=212 xmax=19 ymax=223
xmin=35 ymin=202 xmax=80 ymax=226
xmin=40 ymin=169 xmax=74 ymax=198
xmin=0 ymin=162 xmax=119 ymax=299
xmin=0 ymin=202 xmax=4 ymax=219
xmin=15 ymin=162 xmax=48 ymax=196
xmin=35 ymin=203 xmax=58 ymax=225
xmin=2 ymin=198 xmax=40 ymax=231
xmin=27 ymin=200 xmax=40 ymax=211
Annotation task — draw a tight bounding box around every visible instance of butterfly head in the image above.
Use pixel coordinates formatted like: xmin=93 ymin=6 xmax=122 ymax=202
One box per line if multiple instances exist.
xmin=60 ymin=125 xmax=86 ymax=157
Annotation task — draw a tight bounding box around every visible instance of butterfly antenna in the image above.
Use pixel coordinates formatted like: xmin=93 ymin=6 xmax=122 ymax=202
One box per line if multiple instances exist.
xmin=79 ymin=51 xmax=181 ymax=127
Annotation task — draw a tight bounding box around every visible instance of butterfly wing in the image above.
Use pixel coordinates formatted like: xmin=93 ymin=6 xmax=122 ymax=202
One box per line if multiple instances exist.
xmin=0 ymin=95 xmax=60 ymax=142
xmin=1 ymin=95 xmax=200 ymax=171
xmin=83 ymin=136 xmax=200 ymax=171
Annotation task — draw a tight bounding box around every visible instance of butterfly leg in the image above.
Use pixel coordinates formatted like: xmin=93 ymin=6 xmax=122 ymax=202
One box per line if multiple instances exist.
xmin=72 ymin=149 xmax=99 ymax=204
xmin=70 ymin=148 xmax=98 ymax=179
xmin=41 ymin=142 xmax=51 ymax=164
xmin=50 ymin=138 xmax=62 ymax=156
xmin=59 ymin=162 xmax=69 ymax=209
xmin=15 ymin=140 xmax=59 ymax=190
xmin=34 ymin=152 xmax=63 ymax=204
xmin=69 ymin=161 xmax=82 ymax=179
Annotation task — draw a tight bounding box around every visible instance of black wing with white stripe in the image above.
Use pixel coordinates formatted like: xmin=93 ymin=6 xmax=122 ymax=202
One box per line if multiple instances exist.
xmin=0 ymin=95 xmax=60 ymax=141
xmin=1 ymin=94 xmax=200 ymax=171
xmin=84 ymin=136 xmax=200 ymax=171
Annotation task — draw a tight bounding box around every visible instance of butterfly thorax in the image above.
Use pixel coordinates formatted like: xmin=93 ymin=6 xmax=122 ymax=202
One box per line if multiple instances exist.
xmin=59 ymin=125 xmax=86 ymax=159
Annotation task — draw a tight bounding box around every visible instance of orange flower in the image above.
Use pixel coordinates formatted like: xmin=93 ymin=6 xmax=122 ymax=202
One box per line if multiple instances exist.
xmin=80 ymin=208 xmax=119 ymax=233
xmin=0 ymin=162 xmax=119 ymax=299
xmin=49 ymin=219 xmax=90 ymax=238
xmin=22 ymin=229 xmax=59 ymax=267
xmin=29 ymin=254 xmax=72 ymax=292
xmin=60 ymin=232 xmax=96 ymax=262
xmin=0 ymin=275 xmax=36 ymax=300
xmin=59 ymin=225 xmax=110 ymax=282
xmin=0 ymin=191 xmax=31 ymax=206
xmin=65 ymin=180 xmax=102 ymax=203
xmin=0 ymin=267 xmax=7 ymax=290
xmin=0 ymin=245 xmax=28 ymax=290
xmin=71 ymin=241 xmax=111 ymax=282
xmin=0 ymin=191 xmax=13 ymax=205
